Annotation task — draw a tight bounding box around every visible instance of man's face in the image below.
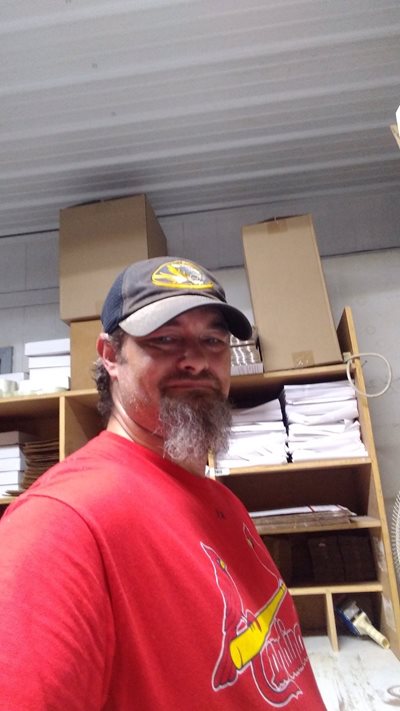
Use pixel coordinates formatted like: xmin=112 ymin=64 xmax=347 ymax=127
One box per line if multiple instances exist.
xmin=111 ymin=306 xmax=232 ymax=435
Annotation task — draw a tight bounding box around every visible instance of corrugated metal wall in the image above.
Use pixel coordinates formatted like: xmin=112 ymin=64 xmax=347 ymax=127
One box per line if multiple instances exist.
xmin=1 ymin=0 xmax=400 ymax=239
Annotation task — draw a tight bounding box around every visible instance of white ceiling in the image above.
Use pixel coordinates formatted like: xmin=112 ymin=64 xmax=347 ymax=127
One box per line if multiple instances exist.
xmin=1 ymin=0 xmax=400 ymax=239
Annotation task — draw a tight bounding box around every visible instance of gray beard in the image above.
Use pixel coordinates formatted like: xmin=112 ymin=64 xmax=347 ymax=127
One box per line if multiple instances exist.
xmin=159 ymin=391 xmax=232 ymax=465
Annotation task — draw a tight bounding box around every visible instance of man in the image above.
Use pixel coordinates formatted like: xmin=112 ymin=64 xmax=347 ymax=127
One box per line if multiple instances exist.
xmin=0 ymin=257 xmax=326 ymax=710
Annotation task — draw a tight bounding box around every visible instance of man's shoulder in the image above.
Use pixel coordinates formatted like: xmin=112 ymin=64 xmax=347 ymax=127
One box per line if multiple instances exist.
xmin=19 ymin=431 xmax=150 ymax=510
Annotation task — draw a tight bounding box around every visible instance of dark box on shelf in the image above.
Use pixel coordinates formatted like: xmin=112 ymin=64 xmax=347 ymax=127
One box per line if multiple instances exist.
xmin=308 ymin=535 xmax=345 ymax=584
xmin=262 ymin=536 xmax=293 ymax=585
xmin=338 ymin=534 xmax=376 ymax=582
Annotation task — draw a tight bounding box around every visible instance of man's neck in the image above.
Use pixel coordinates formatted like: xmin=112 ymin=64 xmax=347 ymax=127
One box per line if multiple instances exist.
xmin=106 ymin=413 xmax=207 ymax=477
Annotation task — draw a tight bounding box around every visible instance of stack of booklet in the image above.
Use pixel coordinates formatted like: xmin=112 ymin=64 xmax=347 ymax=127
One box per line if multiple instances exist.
xmin=214 ymin=398 xmax=288 ymax=470
xmin=249 ymin=504 xmax=357 ymax=529
xmin=0 ymin=431 xmax=36 ymax=497
xmin=282 ymin=380 xmax=368 ymax=461
xmin=230 ymin=328 xmax=263 ymax=376
xmin=0 ymin=444 xmax=25 ymax=496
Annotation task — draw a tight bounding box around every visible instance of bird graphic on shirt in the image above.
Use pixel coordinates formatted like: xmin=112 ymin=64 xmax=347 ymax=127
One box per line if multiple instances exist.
xmin=201 ymin=534 xmax=303 ymax=706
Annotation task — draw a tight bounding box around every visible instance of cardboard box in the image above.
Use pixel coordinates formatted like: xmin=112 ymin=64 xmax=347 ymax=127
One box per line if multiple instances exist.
xmin=70 ymin=319 xmax=102 ymax=391
xmin=59 ymin=194 xmax=167 ymax=323
xmin=242 ymin=214 xmax=342 ymax=371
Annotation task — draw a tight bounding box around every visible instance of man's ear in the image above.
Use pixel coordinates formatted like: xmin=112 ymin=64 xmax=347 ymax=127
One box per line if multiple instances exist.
xmin=96 ymin=333 xmax=120 ymax=377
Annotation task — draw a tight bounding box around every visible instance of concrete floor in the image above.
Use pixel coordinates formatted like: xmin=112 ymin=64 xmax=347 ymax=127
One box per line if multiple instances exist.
xmin=306 ymin=636 xmax=400 ymax=710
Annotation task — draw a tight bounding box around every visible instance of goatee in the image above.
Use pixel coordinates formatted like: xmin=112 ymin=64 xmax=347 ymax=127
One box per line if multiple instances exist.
xmin=159 ymin=390 xmax=232 ymax=465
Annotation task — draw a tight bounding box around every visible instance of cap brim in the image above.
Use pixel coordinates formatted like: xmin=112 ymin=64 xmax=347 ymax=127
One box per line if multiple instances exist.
xmin=119 ymin=294 xmax=252 ymax=340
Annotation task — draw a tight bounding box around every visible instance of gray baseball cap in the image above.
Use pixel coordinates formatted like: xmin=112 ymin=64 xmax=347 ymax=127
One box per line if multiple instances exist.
xmin=101 ymin=256 xmax=252 ymax=340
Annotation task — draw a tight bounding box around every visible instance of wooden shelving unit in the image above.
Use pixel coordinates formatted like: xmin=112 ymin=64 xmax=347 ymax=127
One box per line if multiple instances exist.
xmin=216 ymin=307 xmax=400 ymax=656
xmin=0 ymin=390 xmax=101 ymax=507
xmin=0 ymin=307 xmax=399 ymax=656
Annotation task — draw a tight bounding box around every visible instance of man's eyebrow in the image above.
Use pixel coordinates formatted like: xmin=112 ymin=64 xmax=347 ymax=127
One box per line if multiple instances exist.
xmin=208 ymin=317 xmax=230 ymax=332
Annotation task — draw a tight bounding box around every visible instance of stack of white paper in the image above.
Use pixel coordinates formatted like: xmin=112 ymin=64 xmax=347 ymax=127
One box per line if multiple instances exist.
xmin=215 ymin=398 xmax=288 ymax=470
xmin=0 ymin=432 xmax=37 ymax=497
xmin=23 ymin=338 xmax=71 ymax=392
xmin=283 ymin=381 xmax=368 ymax=461
xmin=0 ymin=443 xmax=26 ymax=490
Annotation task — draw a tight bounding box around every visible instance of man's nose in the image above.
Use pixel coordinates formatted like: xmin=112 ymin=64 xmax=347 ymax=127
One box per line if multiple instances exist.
xmin=176 ymin=340 xmax=209 ymax=373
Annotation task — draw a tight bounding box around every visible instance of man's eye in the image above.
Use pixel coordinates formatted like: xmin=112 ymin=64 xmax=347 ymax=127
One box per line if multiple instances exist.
xmin=155 ymin=336 xmax=177 ymax=345
xmin=204 ymin=336 xmax=229 ymax=347
xmin=151 ymin=336 xmax=185 ymax=349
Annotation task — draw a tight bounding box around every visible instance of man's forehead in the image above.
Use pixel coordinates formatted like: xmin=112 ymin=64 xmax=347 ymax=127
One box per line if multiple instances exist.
xmin=151 ymin=306 xmax=229 ymax=332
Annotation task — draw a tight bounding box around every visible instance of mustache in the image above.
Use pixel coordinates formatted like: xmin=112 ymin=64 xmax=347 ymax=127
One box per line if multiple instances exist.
xmin=161 ymin=372 xmax=222 ymax=387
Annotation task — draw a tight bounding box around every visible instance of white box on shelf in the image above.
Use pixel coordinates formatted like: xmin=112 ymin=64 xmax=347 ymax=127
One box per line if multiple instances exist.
xmin=24 ymin=338 xmax=71 ymax=357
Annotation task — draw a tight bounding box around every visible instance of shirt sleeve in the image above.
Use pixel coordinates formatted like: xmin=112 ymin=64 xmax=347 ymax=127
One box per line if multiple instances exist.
xmin=0 ymin=495 xmax=115 ymax=711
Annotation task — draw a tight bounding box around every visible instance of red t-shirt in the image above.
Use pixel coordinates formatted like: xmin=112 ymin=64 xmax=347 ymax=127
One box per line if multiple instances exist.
xmin=0 ymin=431 xmax=326 ymax=710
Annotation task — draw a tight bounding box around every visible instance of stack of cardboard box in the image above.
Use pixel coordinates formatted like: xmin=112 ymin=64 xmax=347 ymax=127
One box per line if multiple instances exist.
xmin=59 ymin=194 xmax=167 ymax=390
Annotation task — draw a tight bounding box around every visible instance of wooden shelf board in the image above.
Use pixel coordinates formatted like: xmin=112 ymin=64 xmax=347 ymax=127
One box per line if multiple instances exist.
xmin=0 ymin=496 xmax=16 ymax=505
xmin=66 ymin=388 xmax=97 ymax=397
xmin=255 ymin=515 xmax=381 ymax=536
xmin=230 ymin=362 xmax=348 ymax=392
xmin=0 ymin=392 xmax=62 ymax=418
xmin=64 ymin=389 xmax=98 ymax=407
xmin=215 ymin=456 xmax=371 ymax=477
xmin=289 ymin=581 xmax=383 ymax=596
xmin=0 ymin=389 xmax=99 ymax=419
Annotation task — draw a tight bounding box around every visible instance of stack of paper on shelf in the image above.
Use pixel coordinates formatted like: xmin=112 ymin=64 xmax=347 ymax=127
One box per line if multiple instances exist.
xmin=0 ymin=445 xmax=25 ymax=492
xmin=249 ymin=504 xmax=357 ymax=530
xmin=20 ymin=439 xmax=59 ymax=490
xmin=0 ymin=430 xmax=37 ymax=497
xmin=23 ymin=338 xmax=71 ymax=392
xmin=283 ymin=380 xmax=368 ymax=461
xmin=215 ymin=397 xmax=288 ymax=470
xmin=230 ymin=328 xmax=263 ymax=376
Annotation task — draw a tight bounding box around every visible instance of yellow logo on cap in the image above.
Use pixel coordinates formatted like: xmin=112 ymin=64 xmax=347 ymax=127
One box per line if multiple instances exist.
xmin=152 ymin=260 xmax=214 ymax=290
